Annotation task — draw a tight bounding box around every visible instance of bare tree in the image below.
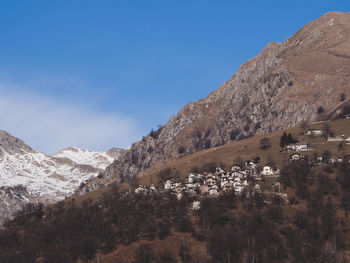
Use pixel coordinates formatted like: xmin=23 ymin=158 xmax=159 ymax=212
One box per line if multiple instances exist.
xmin=259 ymin=137 xmax=272 ymax=150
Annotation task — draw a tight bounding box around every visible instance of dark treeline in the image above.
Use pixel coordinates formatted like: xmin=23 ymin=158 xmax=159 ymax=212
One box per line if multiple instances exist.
xmin=1 ymin=160 xmax=350 ymax=262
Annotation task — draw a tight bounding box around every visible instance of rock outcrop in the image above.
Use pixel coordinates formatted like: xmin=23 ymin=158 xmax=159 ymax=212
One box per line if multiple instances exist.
xmin=84 ymin=12 xmax=350 ymax=191
xmin=0 ymin=185 xmax=36 ymax=225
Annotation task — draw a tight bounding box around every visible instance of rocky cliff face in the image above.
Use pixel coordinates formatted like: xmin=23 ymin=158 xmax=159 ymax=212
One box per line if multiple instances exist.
xmin=0 ymin=130 xmax=34 ymax=156
xmin=0 ymin=130 xmax=125 ymax=224
xmin=0 ymin=186 xmax=36 ymax=225
xmin=84 ymin=12 xmax=350 ymax=191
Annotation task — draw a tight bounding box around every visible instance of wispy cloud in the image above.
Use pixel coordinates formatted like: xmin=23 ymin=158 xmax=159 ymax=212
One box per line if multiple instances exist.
xmin=0 ymin=83 xmax=139 ymax=154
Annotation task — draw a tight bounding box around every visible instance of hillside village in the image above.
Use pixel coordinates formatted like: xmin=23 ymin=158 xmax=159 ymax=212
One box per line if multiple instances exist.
xmin=285 ymin=124 xmax=350 ymax=162
xmin=135 ymin=161 xmax=281 ymax=203
xmin=133 ymin=123 xmax=350 ymax=210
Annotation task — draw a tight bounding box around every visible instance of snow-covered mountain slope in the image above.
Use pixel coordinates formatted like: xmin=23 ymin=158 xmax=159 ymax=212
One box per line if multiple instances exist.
xmin=0 ymin=129 xmax=124 ymax=224
xmin=0 ymin=151 xmax=99 ymax=202
xmin=55 ymin=147 xmax=124 ymax=170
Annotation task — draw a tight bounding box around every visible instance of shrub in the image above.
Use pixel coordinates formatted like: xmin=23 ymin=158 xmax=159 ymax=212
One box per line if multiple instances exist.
xmin=230 ymin=129 xmax=240 ymax=141
xmin=317 ymin=106 xmax=324 ymax=114
xmin=150 ymin=126 xmax=162 ymax=139
xmin=342 ymin=104 xmax=350 ymax=115
xmin=147 ymin=146 xmax=154 ymax=153
xmin=205 ymin=128 xmax=211 ymax=138
xmin=323 ymin=124 xmax=334 ymax=139
xmin=259 ymin=137 xmax=272 ymax=150
xmin=131 ymin=152 xmax=138 ymax=164
xmin=340 ymin=92 xmax=346 ymax=102
xmin=280 ymin=132 xmax=297 ymax=148
xmin=193 ymin=129 xmax=202 ymax=139
xmin=178 ymin=146 xmax=185 ymax=154
xmin=204 ymin=139 xmax=211 ymax=149
xmin=79 ymin=238 xmax=98 ymax=262
xmin=255 ymin=122 xmax=261 ymax=131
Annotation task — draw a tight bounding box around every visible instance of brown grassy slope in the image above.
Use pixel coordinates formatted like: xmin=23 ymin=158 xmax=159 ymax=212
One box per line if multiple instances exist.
xmin=73 ymin=118 xmax=350 ymax=206
xmin=138 ymin=118 xmax=350 ymax=186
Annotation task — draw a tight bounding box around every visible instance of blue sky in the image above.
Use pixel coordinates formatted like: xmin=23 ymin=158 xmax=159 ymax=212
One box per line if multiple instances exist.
xmin=0 ymin=1 xmax=349 ymax=153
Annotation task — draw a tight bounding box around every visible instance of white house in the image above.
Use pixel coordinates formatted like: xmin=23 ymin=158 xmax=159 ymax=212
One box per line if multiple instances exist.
xmin=261 ymin=166 xmax=274 ymax=176
xmin=192 ymin=201 xmax=201 ymax=210
xmin=208 ymin=185 xmax=219 ymax=197
xmin=231 ymin=171 xmax=244 ymax=179
xmin=206 ymin=178 xmax=215 ymax=186
xmin=188 ymin=173 xmax=196 ymax=183
xmin=164 ymin=180 xmax=173 ymax=190
xmin=306 ymin=129 xmax=323 ymax=136
xmin=216 ymin=167 xmax=224 ymax=174
xmin=327 ymin=136 xmax=344 ymax=142
xmin=149 ymin=184 xmax=158 ymax=193
xmin=220 ymin=177 xmax=228 ymax=188
xmin=330 ymin=157 xmax=343 ymax=164
xmin=135 ymin=185 xmax=148 ymax=195
xmin=231 ymin=165 xmax=241 ymax=172
xmin=290 ymin=153 xmax=303 ymax=162
xmin=254 ymin=184 xmax=262 ymax=193
xmin=286 ymin=144 xmax=309 ymax=151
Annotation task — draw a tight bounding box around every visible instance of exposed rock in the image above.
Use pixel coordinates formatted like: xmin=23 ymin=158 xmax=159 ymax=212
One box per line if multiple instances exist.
xmin=0 ymin=130 xmax=34 ymax=156
xmin=0 ymin=185 xmax=37 ymax=225
xmin=82 ymin=12 xmax=350 ymax=191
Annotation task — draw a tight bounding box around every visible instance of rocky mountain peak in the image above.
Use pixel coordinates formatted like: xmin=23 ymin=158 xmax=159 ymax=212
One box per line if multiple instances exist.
xmin=105 ymin=148 xmax=126 ymax=159
xmin=73 ymin=12 xmax=350 ymax=193
xmin=0 ymin=130 xmax=34 ymax=156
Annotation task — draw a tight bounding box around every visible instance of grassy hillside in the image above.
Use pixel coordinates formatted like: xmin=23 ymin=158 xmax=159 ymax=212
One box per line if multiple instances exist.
xmin=3 ymin=119 xmax=350 ymax=263
xmin=74 ymin=118 xmax=350 ymax=205
xmin=137 ymin=118 xmax=350 ymax=186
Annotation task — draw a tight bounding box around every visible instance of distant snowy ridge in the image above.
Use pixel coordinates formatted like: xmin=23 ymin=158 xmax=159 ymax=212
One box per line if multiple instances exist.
xmin=55 ymin=147 xmax=123 ymax=170
xmin=0 ymin=129 xmax=124 ymax=224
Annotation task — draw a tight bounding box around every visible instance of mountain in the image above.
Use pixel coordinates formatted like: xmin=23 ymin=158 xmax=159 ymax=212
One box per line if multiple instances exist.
xmin=3 ymin=117 xmax=350 ymax=262
xmin=56 ymin=146 xmax=123 ymax=170
xmin=81 ymin=12 xmax=350 ymax=192
xmin=0 ymin=130 xmax=124 ymax=224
